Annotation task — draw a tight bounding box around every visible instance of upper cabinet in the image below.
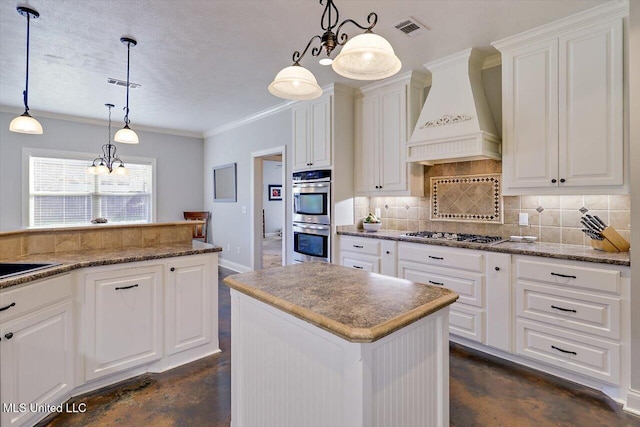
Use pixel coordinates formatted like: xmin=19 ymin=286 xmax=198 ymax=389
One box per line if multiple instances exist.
xmin=493 ymin=2 xmax=627 ymax=195
xmin=354 ymin=71 xmax=428 ymax=196
xmin=292 ymin=84 xmax=354 ymax=173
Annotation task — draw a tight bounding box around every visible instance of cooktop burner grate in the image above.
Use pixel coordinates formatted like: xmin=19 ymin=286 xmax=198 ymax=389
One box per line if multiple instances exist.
xmin=402 ymin=231 xmax=506 ymax=244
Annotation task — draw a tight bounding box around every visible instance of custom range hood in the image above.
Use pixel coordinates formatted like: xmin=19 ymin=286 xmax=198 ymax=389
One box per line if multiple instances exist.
xmin=407 ymin=48 xmax=501 ymax=165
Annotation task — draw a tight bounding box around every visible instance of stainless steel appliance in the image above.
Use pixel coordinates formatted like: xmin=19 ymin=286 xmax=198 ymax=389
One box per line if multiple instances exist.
xmin=292 ymin=223 xmax=330 ymax=263
xmin=401 ymin=231 xmax=506 ymax=245
xmin=292 ymin=170 xmax=332 ymax=263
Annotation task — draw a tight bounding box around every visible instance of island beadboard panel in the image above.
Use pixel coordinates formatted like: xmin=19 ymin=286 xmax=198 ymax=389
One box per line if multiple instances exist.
xmin=353 ymin=160 xmax=630 ymax=246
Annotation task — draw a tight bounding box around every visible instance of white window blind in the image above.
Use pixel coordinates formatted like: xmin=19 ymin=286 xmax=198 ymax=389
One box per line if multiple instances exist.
xmin=29 ymin=156 xmax=153 ymax=227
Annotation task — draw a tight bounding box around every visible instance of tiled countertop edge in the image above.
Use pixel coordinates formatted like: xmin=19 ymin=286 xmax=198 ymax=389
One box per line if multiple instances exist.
xmin=338 ymin=230 xmax=631 ymax=267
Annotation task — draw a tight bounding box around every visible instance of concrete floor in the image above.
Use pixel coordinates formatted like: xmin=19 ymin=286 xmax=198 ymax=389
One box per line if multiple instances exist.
xmin=40 ymin=267 xmax=640 ymax=427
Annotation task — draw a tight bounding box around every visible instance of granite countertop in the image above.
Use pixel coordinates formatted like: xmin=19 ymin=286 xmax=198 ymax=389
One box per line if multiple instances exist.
xmin=338 ymin=229 xmax=631 ymax=266
xmin=0 ymin=241 xmax=222 ymax=290
xmin=223 ymin=262 xmax=459 ymax=343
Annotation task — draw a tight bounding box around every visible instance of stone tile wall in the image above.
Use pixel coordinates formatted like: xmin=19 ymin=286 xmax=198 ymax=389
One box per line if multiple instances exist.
xmin=353 ymin=160 xmax=631 ymax=247
xmin=0 ymin=223 xmax=197 ymax=260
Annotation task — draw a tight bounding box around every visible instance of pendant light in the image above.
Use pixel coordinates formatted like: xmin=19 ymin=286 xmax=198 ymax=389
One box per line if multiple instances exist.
xmin=268 ymin=0 xmax=401 ymax=100
xmin=87 ymin=104 xmax=128 ymax=176
xmin=9 ymin=7 xmax=43 ymax=135
xmin=114 ymin=37 xmax=139 ymax=144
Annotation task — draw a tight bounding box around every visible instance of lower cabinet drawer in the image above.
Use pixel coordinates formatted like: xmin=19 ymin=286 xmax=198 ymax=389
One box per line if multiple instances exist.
xmin=450 ymin=305 xmax=485 ymax=343
xmin=340 ymin=255 xmax=380 ymax=273
xmin=340 ymin=236 xmax=380 ymax=256
xmin=516 ymin=319 xmax=620 ymax=385
xmin=516 ymin=282 xmax=620 ymax=339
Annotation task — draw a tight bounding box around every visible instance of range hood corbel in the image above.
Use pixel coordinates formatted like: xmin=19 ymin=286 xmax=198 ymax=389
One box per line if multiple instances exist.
xmin=407 ymin=48 xmax=501 ymax=164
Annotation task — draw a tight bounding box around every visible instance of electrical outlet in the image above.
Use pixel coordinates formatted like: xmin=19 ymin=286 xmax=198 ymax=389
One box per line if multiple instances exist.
xmin=519 ymin=213 xmax=529 ymax=226
xmin=227 ymin=244 xmax=231 ymax=251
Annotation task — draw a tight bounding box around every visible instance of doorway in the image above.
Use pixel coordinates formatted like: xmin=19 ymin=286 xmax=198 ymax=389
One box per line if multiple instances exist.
xmin=250 ymin=147 xmax=286 ymax=271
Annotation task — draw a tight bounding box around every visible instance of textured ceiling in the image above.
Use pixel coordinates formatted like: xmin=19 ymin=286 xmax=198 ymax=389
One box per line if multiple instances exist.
xmin=0 ymin=0 xmax=609 ymax=136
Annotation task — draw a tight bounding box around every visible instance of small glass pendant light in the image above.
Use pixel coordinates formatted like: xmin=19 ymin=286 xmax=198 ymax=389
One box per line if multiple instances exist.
xmin=10 ymin=7 xmax=43 ymax=135
xmin=114 ymin=37 xmax=139 ymax=144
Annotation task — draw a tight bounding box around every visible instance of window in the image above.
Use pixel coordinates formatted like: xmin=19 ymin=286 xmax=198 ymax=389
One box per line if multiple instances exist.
xmin=28 ymin=154 xmax=154 ymax=227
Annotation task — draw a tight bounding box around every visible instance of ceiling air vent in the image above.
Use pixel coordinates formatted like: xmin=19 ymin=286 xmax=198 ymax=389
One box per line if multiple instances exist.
xmin=107 ymin=77 xmax=141 ymax=89
xmin=394 ymin=17 xmax=429 ymax=38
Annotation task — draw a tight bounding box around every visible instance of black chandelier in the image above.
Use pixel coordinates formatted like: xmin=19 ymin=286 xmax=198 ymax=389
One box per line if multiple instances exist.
xmin=268 ymin=0 xmax=401 ymax=101
xmin=87 ymin=104 xmax=127 ymax=175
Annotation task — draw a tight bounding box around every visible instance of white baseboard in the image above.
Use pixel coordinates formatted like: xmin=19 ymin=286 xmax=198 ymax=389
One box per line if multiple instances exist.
xmin=624 ymin=388 xmax=640 ymax=415
xmin=218 ymin=258 xmax=251 ymax=273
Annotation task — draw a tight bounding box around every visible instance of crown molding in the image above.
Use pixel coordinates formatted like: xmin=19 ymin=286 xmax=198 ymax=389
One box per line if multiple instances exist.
xmin=204 ymin=100 xmax=296 ymax=138
xmin=482 ymin=54 xmax=502 ymax=70
xmin=0 ymin=106 xmax=203 ymax=139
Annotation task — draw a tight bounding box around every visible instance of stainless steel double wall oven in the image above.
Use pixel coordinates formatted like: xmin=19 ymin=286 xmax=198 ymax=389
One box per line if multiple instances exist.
xmin=292 ymin=170 xmax=331 ymax=263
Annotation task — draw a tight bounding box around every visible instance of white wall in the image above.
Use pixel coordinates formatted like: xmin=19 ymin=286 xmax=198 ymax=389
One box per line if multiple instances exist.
xmin=204 ymin=110 xmax=291 ymax=271
xmin=262 ymin=160 xmax=283 ymax=235
xmin=0 ymin=112 xmax=204 ymax=230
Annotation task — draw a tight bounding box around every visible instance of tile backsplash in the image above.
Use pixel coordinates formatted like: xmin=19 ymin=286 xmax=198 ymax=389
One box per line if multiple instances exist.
xmin=352 ymin=160 xmax=631 ymax=247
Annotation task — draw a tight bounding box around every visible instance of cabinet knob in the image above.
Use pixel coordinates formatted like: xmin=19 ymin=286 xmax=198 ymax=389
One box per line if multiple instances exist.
xmin=551 ymin=179 xmax=557 ymax=184
xmin=170 ymin=267 xmax=175 ymax=272
xmin=495 ymin=266 xmax=500 ymax=271
xmin=560 ymin=178 xmax=566 ymax=183
xmin=386 ymin=251 xmax=391 ymax=254
xmin=4 ymin=332 xmax=13 ymax=340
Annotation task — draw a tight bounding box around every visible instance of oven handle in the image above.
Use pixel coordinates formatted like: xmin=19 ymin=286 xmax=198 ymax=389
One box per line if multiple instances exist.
xmin=293 ymin=223 xmax=330 ymax=231
xmin=293 ymin=182 xmax=330 ymax=189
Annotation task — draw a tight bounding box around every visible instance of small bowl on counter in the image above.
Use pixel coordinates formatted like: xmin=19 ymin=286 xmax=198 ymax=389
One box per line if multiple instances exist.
xmin=510 ymin=235 xmax=538 ymax=243
xmin=363 ymin=222 xmax=382 ymax=232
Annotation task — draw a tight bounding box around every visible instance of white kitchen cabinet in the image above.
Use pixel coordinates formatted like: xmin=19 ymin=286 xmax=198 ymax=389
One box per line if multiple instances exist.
xmin=339 ymin=236 xmax=396 ymax=276
xmin=494 ymin=5 xmax=626 ymax=194
xmin=513 ymin=255 xmax=624 ymax=385
xmin=165 ymin=254 xmax=216 ymax=356
xmin=292 ymin=93 xmax=331 ymax=171
xmin=354 ymin=71 xmax=427 ymax=196
xmin=83 ymin=264 xmax=163 ymax=381
xmin=0 ymin=275 xmax=74 ymax=427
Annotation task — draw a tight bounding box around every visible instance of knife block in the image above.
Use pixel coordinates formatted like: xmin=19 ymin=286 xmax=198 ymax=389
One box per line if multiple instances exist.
xmin=590 ymin=226 xmax=630 ymax=252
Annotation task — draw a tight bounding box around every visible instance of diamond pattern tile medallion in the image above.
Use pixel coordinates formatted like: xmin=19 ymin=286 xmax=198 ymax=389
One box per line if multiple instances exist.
xmin=431 ymin=174 xmax=502 ymax=223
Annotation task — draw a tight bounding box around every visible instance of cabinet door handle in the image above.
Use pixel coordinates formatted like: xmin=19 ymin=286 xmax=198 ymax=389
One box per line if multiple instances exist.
xmin=115 ymin=284 xmax=139 ymax=291
xmin=386 ymin=251 xmax=391 ymax=254
xmin=353 ymin=245 xmax=363 ymax=248
xmin=550 ymin=272 xmax=576 ymax=279
xmin=428 ymin=255 xmax=444 ymax=260
xmin=353 ymin=265 xmax=363 ymax=269
xmin=551 ymin=305 xmax=577 ymax=313
xmin=428 ymin=280 xmax=444 ymax=286
xmin=560 ymin=178 xmax=566 ymax=183
xmin=4 ymin=332 xmax=13 ymax=340
xmin=170 ymin=267 xmax=175 ymax=272
xmin=495 ymin=267 xmax=500 ymax=271
xmin=0 ymin=302 xmax=16 ymax=312
xmin=551 ymin=345 xmax=576 ymax=356
xmin=551 ymin=179 xmax=557 ymax=183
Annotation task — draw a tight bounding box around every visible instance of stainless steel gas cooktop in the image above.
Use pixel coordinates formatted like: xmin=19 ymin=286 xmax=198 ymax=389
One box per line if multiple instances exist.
xmin=401 ymin=231 xmax=506 ymax=245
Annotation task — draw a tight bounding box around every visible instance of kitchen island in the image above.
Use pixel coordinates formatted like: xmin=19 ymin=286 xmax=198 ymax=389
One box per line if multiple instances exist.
xmin=223 ymin=262 xmax=458 ymax=427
